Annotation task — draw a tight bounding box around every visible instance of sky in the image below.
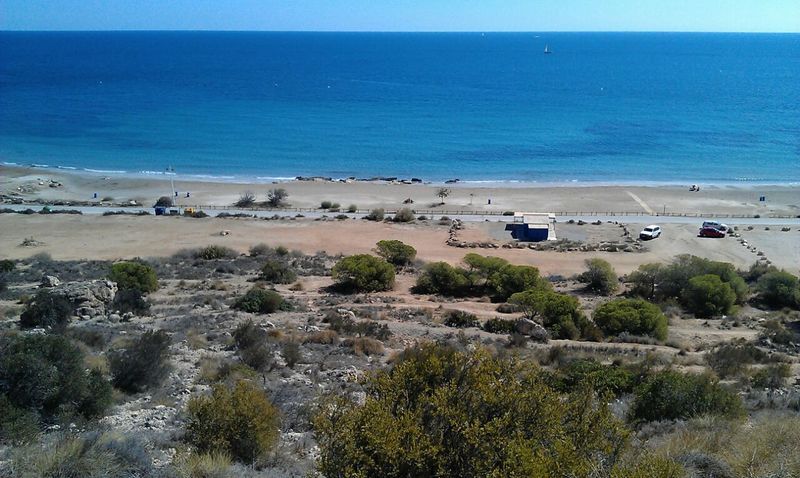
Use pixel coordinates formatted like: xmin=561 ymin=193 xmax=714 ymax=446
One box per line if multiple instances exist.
xmin=1 ymin=0 xmax=799 ymax=32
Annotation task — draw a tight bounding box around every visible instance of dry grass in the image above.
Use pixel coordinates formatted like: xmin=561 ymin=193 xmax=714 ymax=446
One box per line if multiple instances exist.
xmin=172 ymin=451 xmax=232 ymax=478
xmin=84 ymin=354 xmax=109 ymax=375
xmin=343 ymin=337 xmax=385 ymax=356
xmin=654 ymin=413 xmax=800 ymax=477
xmin=303 ymin=329 xmax=339 ymax=345
xmin=186 ymin=329 xmax=209 ymax=350
xmin=289 ymin=281 xmax=304 ymax=291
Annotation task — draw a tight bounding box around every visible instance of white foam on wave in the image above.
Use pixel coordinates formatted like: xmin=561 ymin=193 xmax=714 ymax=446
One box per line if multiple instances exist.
xmin=84 ymin=168 xmax=127 ymax=174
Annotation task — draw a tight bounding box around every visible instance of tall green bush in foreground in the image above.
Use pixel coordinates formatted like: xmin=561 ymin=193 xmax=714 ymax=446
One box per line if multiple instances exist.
xmin=186 ymin=380 xmax=280 ymax=463
xmin=313 ymin=344 xmax=678 ymax=477
xmin=0 ymin=334 xmax=112 ymax=441
xmin=331 ymin=254 xmax=395 ymax=292
xmin=593 ymin=298 xmax=668 ymax=341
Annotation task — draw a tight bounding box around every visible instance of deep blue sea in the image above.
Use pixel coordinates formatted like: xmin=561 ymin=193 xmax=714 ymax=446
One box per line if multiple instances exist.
xmin=1 ymin=32 xmax=798 ymax=184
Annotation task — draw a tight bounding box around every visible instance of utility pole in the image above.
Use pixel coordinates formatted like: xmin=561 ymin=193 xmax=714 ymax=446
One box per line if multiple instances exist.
xmin=167 ymin=166 xmax=176 ymax=206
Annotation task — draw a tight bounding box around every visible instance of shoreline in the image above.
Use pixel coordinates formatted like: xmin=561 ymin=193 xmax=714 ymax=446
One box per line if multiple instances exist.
xmin=3 ymin=162 xmax=798 ymax=190
xmin=3 ymin=164 xmax=799 ymax=219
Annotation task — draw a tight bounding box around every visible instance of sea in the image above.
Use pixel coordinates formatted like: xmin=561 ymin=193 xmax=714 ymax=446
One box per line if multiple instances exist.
xmin=0 ymin=32 xmax=798 ymax=185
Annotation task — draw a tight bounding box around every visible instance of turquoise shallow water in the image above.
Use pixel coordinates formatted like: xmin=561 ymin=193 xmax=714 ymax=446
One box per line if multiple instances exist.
xmin=0 ymin=32 xmax=798 ymax=184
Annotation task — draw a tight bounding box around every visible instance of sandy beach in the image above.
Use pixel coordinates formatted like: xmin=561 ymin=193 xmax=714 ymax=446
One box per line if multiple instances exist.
xmin=2 ymin=165 xmax=799 ymax=216
xmin=2 ymin=165 xmax=798 ymax=274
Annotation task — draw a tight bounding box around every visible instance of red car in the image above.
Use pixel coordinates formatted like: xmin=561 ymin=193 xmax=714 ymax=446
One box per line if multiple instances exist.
xmin=698 ymin=226 xmax=725 ymax=238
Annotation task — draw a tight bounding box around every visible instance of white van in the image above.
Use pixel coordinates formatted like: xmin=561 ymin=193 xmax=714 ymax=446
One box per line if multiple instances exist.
xmin=702 ymin=220 xmax=729 ymax=232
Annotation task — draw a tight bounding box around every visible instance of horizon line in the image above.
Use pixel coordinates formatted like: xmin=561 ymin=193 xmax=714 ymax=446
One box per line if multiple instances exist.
xmin=2 ymin=29 xmax=799 ymax=34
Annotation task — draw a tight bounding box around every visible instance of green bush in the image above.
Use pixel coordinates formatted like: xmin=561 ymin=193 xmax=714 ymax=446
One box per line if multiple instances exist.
xmin=233 ymin=287 xmax=283 ymax=314
xmin=482 ymin=318 xmax=517 ymax=334
xmin=108 ymin=261 xmax=158 ymax=293
xmin=233 ymin=319 xmax=266 ymax=350
xmin=240 ymin=343 xmax=273 ymax=372
xmin=19 ymin=290 xmax=73 ymax=331
xmin=347 ymin=204 xmax=358 ymax=213
xmin=0 ymin=395 xmax=39 ymax=444
xmin=282 ymin=341 xmax=301 ymax=368
xmin=109 ymin=330 xmax=171 ymax=393
xmin=186 ymin=380 xmax=280 ymax=463
xmin=629 ymin=370 xmax=744 ymax=423
xmin=259 ymin=259 xmax=297 ymax=284
xmin=0 ymin=259 xmax=14 ymax=273
xmin=195 ymin=245 xmax=238 ymax=260
xmin=593 ymin=298 xmax=668 ymax=341
xmin=683 ymin=274 xmax=736 ymax=318
xmin=463 ymin=253 xmax=508 ymax=288
xmin=392 ymin=207 xmax=415 ymax=222
xmin=314 ymin=344 xmax=639 ymax=477
xmin=443 ymin=310 xmax=479 ymax=328
xmin=756 ymin=270 xmax=800 ymax=309
xmin=111 ymin=289 xmax=150 ymax=315
xmin=320 ymin=200 xmax=333 ymax=209
xmin=154 ymin=196 xmax=173 ymax=207
xmin=489 ymin=264 xmax=550 ymax=301
xmin=706 ymin=340 xmax=769 ymax=378
xmin=626 ymin=263 xmax=663 ymax=300
xmin=0 ymin=334 xmax=112 ymax=436
xmin=743 ymin=261 xmax=779 ymax=282
xmin=578 ymin=258 xmax=618 ymax=295
xmin=364 ymin=208 xmax=385 ymax=221
xmin=759 ymin=318 xmax=799 ymax=346
xmin=553 ymin=359 xmax=636 ymax=397
xmin=627 ymin=255 xmax=748 ymax=305
xmin=750 ymin=363 xmax=791 ymax=389
xmin=509 ymin=290 xmax=594 ymax=340
xmin=232 ymin=319 xmax=272 ymax=371
xmin=414 ymin=261 xmax=471 ymax=296
xmin=375 ymin=239 xmax=417 ymax=267
xmin=331 ymin=254 xmax=395 ymax=292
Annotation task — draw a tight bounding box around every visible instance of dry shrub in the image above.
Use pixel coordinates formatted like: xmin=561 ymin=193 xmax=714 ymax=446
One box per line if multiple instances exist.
xmin=656 ymin=413 xmax=800 ymax=477
xmin=344 ymin=337 xmax=384 ymax=356
xmin=172 ymin=451 xmax=232 ymax=478
xmin=187 ymin=329 xmax=208 ymax=350
xmin=304 ymin=330 xmax=339 ymax=345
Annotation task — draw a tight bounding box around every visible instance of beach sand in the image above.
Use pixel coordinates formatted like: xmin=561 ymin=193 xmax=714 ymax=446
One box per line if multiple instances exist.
xmin=2 ymin=165 xmax=799 ymax=216
xmin=2 ymin=165 xmax=798 ymax=275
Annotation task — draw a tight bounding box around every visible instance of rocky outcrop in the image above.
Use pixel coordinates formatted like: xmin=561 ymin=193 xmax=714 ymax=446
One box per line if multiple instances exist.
xmin=515 ymin=318 xmax=550 ymax=342
xmin=42 ymin=278 xmax=118 ymax=318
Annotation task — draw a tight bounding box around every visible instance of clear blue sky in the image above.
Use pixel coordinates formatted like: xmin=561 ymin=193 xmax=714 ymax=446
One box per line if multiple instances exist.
xmin=2 ymin=0 xmax=799 ymax=32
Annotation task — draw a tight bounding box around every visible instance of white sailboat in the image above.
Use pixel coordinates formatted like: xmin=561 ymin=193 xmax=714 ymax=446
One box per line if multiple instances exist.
xmin=544 ymin=44 xmax=552 ymax=54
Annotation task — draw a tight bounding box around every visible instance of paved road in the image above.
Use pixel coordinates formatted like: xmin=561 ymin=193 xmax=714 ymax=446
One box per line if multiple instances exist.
xmin=3 ymin=204 xmax=799 ymax=226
